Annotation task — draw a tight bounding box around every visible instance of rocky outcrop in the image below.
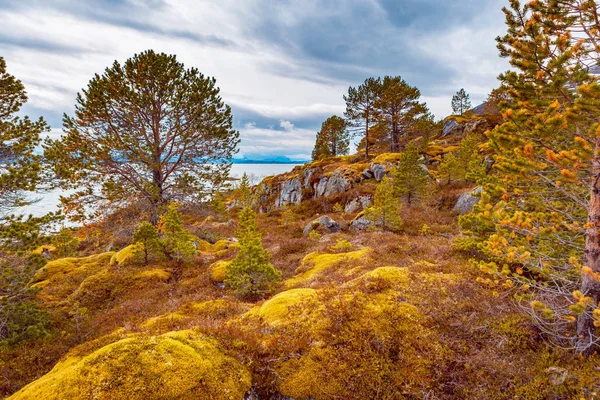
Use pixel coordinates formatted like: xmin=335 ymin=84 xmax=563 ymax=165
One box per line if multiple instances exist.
xmin=442 ymin=116 xmax=487 ymax=138
xmin=275 ymin=178 xmax=302 ymax=208
xmin=315 ymin=170 xmax=351 ymax=198
xmin=454 ymin=187 xmax=482 ymax=214
xmin=350 ymin=212 xmax=380 ymax=231
xmin=303 ymin=216 xmax=341 ymax=236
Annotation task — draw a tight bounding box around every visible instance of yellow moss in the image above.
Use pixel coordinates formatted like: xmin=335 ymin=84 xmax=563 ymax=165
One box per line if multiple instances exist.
xmin=140 ymin=312 xmax=188 ymax=330
xmin=373 ymin=152 xmax=404 ymax=164
xmin=193 ymin=238 xmax=213 ymax=252
xmin=209 ymin=260 xmax=231 ymax=283
xmin=33 ymin=252 xmax=114 ymax=284
xmin=31 ymin=245 xmax=56 ymax=255
xmin=9 ymin=330 xmax=251 ymax=400
xmin=110 ymin=244 xmax=141 ymax=266
xmin=285 ymin=248 xmax=372 ymax=288
xmin=71 ymin=268 xmax=114 ymax=306
xmin=133 ymin=268 xmax=172 ymax=282
xmin=359 ymin=266 xmax=411 ymax=287
xmin=211 ymin=240 xmax=228 ymax=251
xmin=244 ymin=288 xmax=322 ymax=327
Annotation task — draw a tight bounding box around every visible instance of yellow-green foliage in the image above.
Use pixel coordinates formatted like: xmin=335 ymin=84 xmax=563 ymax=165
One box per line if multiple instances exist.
xmin=110 ymin=244 xmax=141 ymax=267
xmin=133 ymin=268 xmax=172 ymax=282
xmin=209 ymin=260 xmax=231 ymax=283
xmin=32 ymin=253 xmax=115 ymax=305
xmin=212 ymin=240 xmax=233 ymax=252
xmin=244 ymin=288 xmax=322 ymax=327
xmin=329 ymin=239 xmax=352 ymax=253
xmin=373 ymin=152 xmax=404 ymax=164
xmin=285 ymin=248 xmax=372 ymax=287
xmin=9 ymin=330 xmax=251 ymax=400
xmin=193 ymin=238 xmax=213 ymax=252
xmin=71 ymin=268 xmax=114 ymax=306
xmin=273 ymin=279 xmax=443 ymax=399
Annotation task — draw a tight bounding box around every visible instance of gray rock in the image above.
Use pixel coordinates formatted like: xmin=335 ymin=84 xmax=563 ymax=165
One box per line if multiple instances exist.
xmin=303 ymin=215 xmax=341 ymax=236
xmin=442 ymin=119 xmax=461 ymax=137
xmin=361 ymin=168 xmax=374 ymax=180
xmin=350 ymin=214 xmax=377 ymax=230
xmin=314 ymin=170 xmax=351 ymax=198
xmin=275 ymin=178 xmax=302 ymax=208
xmin=303 ymin=168 xmax=317 ymax=188
xmin=344 ymin=196 xmax=372 ymax=214
xmin=371 ymin=164 xmax=387 ymax=182
xmin=454 ymin=187 xmax=482 ymax=214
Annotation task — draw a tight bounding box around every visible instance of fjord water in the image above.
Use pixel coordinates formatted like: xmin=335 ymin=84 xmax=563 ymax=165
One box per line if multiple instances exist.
xmin=16 ymin=163 xmax=303 ymax=218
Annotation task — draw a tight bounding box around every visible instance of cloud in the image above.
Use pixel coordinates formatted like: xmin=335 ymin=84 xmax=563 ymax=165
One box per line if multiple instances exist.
xmin=1 ymin=0 xmax=509 ymax=158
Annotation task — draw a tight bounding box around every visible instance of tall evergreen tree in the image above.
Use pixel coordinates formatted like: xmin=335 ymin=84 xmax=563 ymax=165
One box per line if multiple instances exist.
xmin=451 ymin=88 xmax=471 ymax=115
xmin=44 ymin=50 xmax=239 ymax=222
xmin=225 ymin=207 xmax=281 ymax=298
xmin=458 ymin=0 xmax=600 ymax=355
xmin=344 ymin=77 xmax=382 ymax=159
xmin=311 ymin=115 xmax=350 ymax=160
xmin=235 ymin=172 xmax=253 ymax=209
xmin=0 ymin=57 xmax=48 ymax=217
xmin=374 ymin=76 xmax=432 ymax=153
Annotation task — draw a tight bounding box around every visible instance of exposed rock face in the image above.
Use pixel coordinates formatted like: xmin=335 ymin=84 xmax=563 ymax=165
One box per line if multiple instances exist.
xmin=315 ymin=170 xmax=352 ymax=198
xmin=276 ymin=178 xmax=302 ymax=208
xmin=303 ymin=216 xmax=341 ymax=236
xmin=442 ymin=117 xmax=487 ymax=138
xmin=344 ymin=196 xmax=372 ymax=214
xmin=442 ymin=119 xmax=460 ymax=137
xmin=454 ymin=187 xmax=482 ymax=214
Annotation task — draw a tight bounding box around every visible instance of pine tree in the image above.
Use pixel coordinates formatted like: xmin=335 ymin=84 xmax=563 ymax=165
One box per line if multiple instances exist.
xmin=225 ymin=207 xmax=281 ymax=298
xmin=44 ymin=50 xmax=240 ymax=222
xmin=0 ymin=57 xmax=48 ymax=216
xmin=365 ymin=176 xmax=403 ymax=232
xmin=392 ymin=143 xmax=430 ymax=205
xmin=235 ymin=173 xmax=253 ymax=209
xmin=374 ymin=76 xmax=432 ymax=153
xmin=132 ymin=222 xmax=160 ymax=265
xmin=451 ymin=88 xmax=471 ymax=115
xmin=158 ymin=202 xmax=196 ymax=264
xmin=458 ymin=0 xmax=600 ymax=355
xmin=312 ymin=115 xmax=350 ymax=160
xmin=437 ymin=153 xmax=462 ymax=185
xmin=344 ymin=77 xmax=383 ymax=159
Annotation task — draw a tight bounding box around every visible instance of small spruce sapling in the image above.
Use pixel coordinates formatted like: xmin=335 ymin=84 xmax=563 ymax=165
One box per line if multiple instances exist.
xmin=158 ymin=202 xmax=196 ymax=264
xmin=132 ymin=222 xmax=160 ymax=265
xmin=392 ymin=142 xmax=429 ymax=205
xmin=225 ymin=207 xmax=281 ymax=298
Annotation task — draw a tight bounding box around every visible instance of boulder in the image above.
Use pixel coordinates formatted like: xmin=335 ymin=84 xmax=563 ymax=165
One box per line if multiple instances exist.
xmin=303 ymin=216 xmax=341 ymax=236
xmin=344 ymin=196 xmax=372 ymax=214
xmin=361 ymin=168 xmax=374 ymax=180
xmin=371 ymin=164 xmax=387 ymax=182
xmin=350 ymin=212 xmax=379 ymax=230
xmin=303 ymin=168 xmax=317 ymax=188
xmin=454 ymin=187 xmax=482 ymax=214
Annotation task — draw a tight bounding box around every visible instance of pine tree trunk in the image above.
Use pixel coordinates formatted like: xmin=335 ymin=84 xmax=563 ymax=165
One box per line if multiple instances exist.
xmin=579 ymin=149 xmax=600 ymax=355
xmin=365 ymin=113 xmax=370 ymax=159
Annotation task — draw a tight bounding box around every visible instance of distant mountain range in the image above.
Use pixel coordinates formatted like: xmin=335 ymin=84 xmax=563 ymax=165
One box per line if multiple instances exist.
xmin=232 ymin=156 xmax=309 ymax=164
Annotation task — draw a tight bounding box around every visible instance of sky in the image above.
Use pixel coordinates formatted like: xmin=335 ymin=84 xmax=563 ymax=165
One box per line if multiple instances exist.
xmin=0 ymin=0 xmax=508 ymax=161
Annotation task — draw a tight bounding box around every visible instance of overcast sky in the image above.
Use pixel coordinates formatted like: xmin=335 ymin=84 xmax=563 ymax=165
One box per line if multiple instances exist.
xmin=0 ymin=0 xmax=508 ymax=160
